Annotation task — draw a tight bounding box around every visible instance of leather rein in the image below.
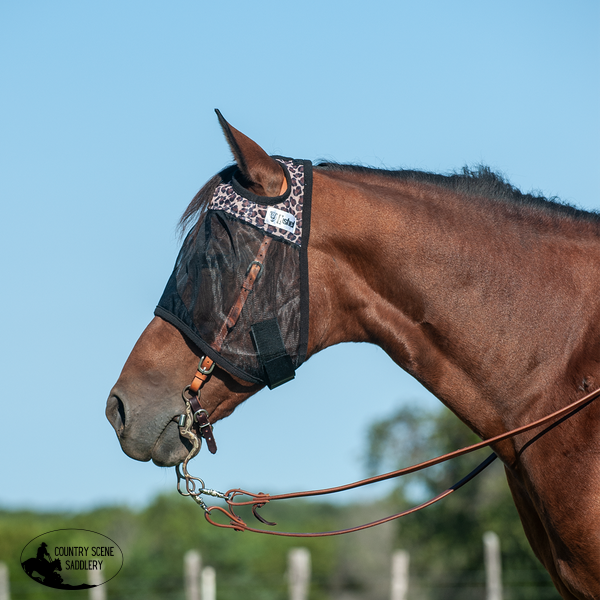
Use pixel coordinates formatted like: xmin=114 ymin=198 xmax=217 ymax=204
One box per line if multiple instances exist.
xmin=177 ymin=362 xmax=600 ymax=536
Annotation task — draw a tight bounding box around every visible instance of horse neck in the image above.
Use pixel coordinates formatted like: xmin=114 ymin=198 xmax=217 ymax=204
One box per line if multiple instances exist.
xmin=308 ymin=169 xmax=600 ymax=444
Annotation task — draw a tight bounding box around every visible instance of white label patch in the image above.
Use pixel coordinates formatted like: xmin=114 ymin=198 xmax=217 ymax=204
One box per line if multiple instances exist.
xmin=266 ymin=207 xmax=296 ymax=233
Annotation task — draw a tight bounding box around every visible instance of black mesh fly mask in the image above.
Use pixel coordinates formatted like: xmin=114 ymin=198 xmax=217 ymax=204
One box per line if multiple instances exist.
xmin=155 ymin=157 xmax=312 ymax=389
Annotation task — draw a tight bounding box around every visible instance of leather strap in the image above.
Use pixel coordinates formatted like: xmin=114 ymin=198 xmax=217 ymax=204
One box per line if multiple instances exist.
xmin=199 ymin=384 xmax=600 ymax=536
xmin=190 ymin=355 xmax=215 ymax=395
xmin=188 ymin=393 xmax=218 ymax=454
xmin=183 ymin=234 xmax=274 ymax=455
xmin=213 ymin=235 xmax=272 ymax=351
xmin=182 ymin=174 xmax=286 ymax=454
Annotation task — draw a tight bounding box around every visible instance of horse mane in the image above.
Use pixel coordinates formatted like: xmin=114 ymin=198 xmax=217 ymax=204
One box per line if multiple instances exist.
xmin=179 ymin=164 xmax=238 ymax=236
xmin=315 ymin=162 xmax=599 ymax=225
xmin=179 ymin=161 xmax=598 ymax=236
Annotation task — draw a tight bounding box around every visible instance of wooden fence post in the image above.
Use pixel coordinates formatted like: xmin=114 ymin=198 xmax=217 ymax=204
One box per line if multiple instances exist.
xmin=184 ymin=550 xmax=202 ymax=600
xmin=483 ymin=531 xmax=502 ymax=600
xmin=390 ymin=550 xmax=409 ymax=600
xmin=88 ymin=566 xmax=106 ymax=600
xmin=202 ymin=566 xmax=216 ymax=600
xmin=0 ymin=562 xmax=9 ymax=600
xmin=288 ymin=547 xmax=311 ymax=600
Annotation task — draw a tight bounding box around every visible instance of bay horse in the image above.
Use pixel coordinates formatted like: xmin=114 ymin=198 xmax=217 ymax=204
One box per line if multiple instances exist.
xmin=107 ymin=112 xmax=600 ymax=599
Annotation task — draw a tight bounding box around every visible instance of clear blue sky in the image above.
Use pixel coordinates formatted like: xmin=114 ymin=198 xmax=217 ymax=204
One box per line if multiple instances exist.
xmin=1 ymin=1 xmax=599 ymax=511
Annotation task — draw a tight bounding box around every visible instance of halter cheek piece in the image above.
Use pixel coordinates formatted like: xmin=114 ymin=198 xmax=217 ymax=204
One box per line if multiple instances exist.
xmin=178 ymin=355 xmax=217 ymax=454
xmin=177 ymin=235 xmax=274 ymax=455
xmin=175 ymin=167 xmax=290 ymax=454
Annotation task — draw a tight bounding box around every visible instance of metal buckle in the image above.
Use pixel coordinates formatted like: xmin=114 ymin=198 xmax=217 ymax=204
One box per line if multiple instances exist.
xmin=198 ymin=357 xmax=215 ymax=376
xmin=246 ymin=260 xmax=263 ymax=278
xmin=193 ymin=407 xmax=209 ymax=424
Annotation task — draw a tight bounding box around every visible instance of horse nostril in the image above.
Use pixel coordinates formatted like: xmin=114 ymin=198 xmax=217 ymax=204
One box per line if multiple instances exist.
xmin=106 ymin=394 xmax=126 ymax=436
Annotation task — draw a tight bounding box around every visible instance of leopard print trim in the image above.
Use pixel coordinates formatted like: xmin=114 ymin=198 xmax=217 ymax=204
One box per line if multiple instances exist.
xmin=209 ymin=158 xmax=305 ymax=246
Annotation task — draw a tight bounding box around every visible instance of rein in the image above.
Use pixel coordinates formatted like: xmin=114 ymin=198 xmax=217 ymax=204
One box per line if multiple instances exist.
xmin=177 ymin=362 xmax=600 ymax=536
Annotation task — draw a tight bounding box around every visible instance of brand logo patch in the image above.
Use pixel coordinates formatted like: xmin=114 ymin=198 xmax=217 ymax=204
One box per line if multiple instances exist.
xmin=21 ymin=529 xmax=123 ymax=590
xmin=266 ymin=207 xmax=296 ymax=233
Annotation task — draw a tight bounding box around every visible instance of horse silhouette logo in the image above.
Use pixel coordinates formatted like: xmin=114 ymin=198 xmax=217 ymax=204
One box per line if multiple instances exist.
xmin=20 ymin=529 xmax=123 ymax=590
xmin=21 ymin=543 xmax=64 ymax=587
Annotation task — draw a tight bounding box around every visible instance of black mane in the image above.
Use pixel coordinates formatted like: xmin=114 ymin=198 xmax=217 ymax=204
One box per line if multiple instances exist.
xmin=181 ymin=161 xmax=597 ymax=235
xmin=179 ymin=164 xmax=238 ymax=236
xmin=315 ymin=162 xmax=598 ymax=224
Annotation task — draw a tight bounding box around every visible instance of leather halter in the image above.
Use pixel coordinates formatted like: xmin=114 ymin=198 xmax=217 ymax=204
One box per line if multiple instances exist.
xmin=179 ymin=234 xmax=272 ymax=454
xmin=178 ymin=176 xmax=287 ymax=454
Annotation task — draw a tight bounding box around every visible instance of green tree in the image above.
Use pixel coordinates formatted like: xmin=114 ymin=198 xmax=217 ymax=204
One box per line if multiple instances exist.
xmin=366 ymin=404 xmax=560 ymax=600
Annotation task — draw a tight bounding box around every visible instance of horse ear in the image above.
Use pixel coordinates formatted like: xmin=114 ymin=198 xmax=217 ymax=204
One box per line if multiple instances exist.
xmin=215 ymin=109 xmax=285 ymax=196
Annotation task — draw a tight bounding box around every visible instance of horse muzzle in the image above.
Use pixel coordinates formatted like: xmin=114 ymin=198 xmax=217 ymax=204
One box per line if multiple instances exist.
xmin=105 ymin=390 xmax=192 ymax=467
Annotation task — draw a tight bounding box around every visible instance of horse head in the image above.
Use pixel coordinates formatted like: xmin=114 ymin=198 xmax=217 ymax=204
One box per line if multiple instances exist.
xmin=106 ymin=113 xmax=303 ymax=466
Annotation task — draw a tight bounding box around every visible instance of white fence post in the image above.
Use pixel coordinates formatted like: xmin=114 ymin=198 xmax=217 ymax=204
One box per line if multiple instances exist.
xmin=88 ymin=566 xmax=106 ymax=600
xmin=184 ymin=550 xmax=202 ymax=600
xmin=202 ymin=566 xmax=216 ymax=600
xmin=0 ymin=562 xmax=9 ymax=600
xmin=390 ymin=550 xmax=409 ymax=600
xmin=288 ymin=547 xmax=311 ymax=600
xmin=484 ymin=531 xmax=502 ymax=600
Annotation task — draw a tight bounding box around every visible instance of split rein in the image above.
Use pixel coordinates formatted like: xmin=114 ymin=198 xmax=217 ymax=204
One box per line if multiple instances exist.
xmin=176 ymin=357 xmax=600 ymax=538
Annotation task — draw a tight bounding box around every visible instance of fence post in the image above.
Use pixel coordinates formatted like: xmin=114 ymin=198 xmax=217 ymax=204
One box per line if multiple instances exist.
xmin=184 ymin=550 xmax=202 ymax=600
xmin=390 ymin=550 xmax=409 ymax=600
xmin=0 ymin=562 xmax=9 ymax=600
xmin=202 ymin=566 xmax=216 ymax=600
xmin=288 ymin=547 xmax=311 ymax=600
xmin=88 ymin=566 xmax=106 ymax=600
xmin=484 ymin=531 xmax=502 ymax=600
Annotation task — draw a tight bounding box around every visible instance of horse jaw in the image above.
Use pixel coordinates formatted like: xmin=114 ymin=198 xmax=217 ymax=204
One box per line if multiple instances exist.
xmin=106 ymin=317 xmax=263 ymax=466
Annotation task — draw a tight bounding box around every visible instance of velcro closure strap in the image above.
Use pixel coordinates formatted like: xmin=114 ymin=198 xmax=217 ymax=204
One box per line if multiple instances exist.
xmin=250 ymin=319 xmax=295 ymax=389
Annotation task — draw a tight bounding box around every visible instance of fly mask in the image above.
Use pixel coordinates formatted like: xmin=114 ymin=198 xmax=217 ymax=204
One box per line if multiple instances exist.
xmin=155 ymin=157 xmax=312 ymax=389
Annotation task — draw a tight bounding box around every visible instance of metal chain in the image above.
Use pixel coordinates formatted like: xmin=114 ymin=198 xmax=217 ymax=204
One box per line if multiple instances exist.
xmin=175 ymin=397 xmax=229 ymax=511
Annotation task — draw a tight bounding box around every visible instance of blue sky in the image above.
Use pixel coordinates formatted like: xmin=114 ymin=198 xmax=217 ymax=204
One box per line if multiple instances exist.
xmin=1 ymin=1 xmax=599 ymax=511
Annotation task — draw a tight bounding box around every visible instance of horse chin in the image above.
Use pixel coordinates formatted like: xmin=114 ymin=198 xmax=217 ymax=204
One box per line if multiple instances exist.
xmin=150 ymin=420 xmax=193 ymax=467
